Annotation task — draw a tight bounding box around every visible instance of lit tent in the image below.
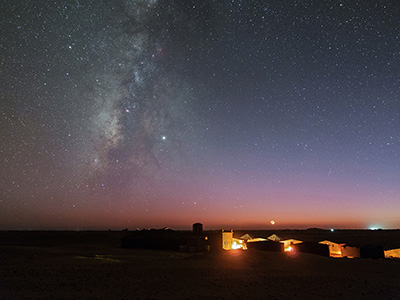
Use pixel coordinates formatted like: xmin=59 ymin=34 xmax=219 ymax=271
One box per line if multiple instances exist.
xmin=384 ymin=248 xmax=400 ymax=259
xmin=319 ymin=240 xmax=345 ymax=258
xmin=280 ymin=239 xmax=303 ymax=252
xmin=319 ymin=240 xmax=360 ymax=258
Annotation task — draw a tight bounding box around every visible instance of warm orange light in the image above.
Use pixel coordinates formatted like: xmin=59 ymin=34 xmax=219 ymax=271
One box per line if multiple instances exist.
xmin=285 ymin=246 xmax=293 ymax=252
xmin=231 ymin=240 xmax=247 ymax=250
xmin=270 ymin=220 xmax=275 ymax=225
xmin=285 ymin=246 xmax=299 ymax=258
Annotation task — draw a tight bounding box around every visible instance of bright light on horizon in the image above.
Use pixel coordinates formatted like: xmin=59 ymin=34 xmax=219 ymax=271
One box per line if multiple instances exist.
xmin=368 ymin=225 xmax=383 ymax=230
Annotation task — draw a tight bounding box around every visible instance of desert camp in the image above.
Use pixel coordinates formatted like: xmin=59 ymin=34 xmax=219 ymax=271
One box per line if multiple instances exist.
xmin=2 ymin=1 xmax=400 ymax=299
xmin=119 ymin=224 xmax=400 ymax=261
xmin=1 ymin=228 xmax=400 ymax=299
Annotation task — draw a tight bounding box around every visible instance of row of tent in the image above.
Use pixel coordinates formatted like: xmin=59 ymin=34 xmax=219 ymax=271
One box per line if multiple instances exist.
xmin=120 ymin=226 xmax=400 ymax=258
xmin=240 ymin=233 xmax=400 ymax=259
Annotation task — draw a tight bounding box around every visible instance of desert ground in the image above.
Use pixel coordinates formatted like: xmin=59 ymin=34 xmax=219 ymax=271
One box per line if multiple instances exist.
xmin=1 ymin=230 xmax=400 ymax=299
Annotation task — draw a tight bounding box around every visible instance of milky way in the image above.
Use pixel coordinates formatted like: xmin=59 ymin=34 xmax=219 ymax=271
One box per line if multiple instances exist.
xmin=1 ymin=1 xmax=399 ymax=229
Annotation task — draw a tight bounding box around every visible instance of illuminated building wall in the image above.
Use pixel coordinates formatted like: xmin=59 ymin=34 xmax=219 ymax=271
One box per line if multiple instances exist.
xmin=222 ymin=230 xmax=233 ymax=250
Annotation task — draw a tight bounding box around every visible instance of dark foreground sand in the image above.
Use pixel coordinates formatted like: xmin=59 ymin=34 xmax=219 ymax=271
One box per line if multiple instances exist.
xmin=1 ymin=242 xmax=400 ymax=300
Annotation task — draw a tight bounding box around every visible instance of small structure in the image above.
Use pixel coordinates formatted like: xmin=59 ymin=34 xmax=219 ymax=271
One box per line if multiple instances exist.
xmin=384 ymin=248 xmax=400 ymax=259
xmin=222 ymin=230 xmax=234 ymax=250
xmin=280 ymin=239 xmax=303 ymax=252
xmin=320 ymin=240 xmax=346 ymax=258
xmin=267 ymin=234 xmax=281 ymax=242
xmin=319 ymin=240 xmax=360 ymax=258
xmin=341 ymin=244 xmax=360 ymax=258
xmin=192 ymin=223 xmax=203 ymax=235
xmin=184 ymin=223 xmax=209 ymax=252
xmin=220 ymin=230 xmax=246 ymax=250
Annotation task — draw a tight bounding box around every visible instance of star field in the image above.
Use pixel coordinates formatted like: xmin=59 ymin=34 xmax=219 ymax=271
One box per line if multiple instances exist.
xmin=1 ymin=0 xmax=399 ymax=230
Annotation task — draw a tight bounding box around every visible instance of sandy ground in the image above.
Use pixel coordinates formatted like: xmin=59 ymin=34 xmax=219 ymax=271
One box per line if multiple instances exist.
xmin=1 ymin=243 xmax=400 ymax=300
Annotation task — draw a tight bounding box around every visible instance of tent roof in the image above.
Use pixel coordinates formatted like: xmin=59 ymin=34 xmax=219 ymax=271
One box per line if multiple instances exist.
xmin=247 ymin=238 xmax=267 ymax=242
xmin=240 ymin=233 xmax=254 ymax=240
xmin=320 ymin=240 xmax=340 ymax=245
xmin=280 ymin=239 xmax=303 ymax=244
xmin=267 ymin=234 xmax=281 ymax=241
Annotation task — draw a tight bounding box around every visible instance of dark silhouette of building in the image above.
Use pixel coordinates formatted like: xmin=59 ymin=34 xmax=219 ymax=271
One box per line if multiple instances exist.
xmin=360 ymin=245 xmax=385 ymax=259
xmin=247 ymin=240 xmax=283 ymax=252
xmin=295 ymin=241 xmax=330 ymax=257
xmin=121 ymin=223 xmax=211 ymax=252
xmin=184 ymin=223 xmax=209 ymax=252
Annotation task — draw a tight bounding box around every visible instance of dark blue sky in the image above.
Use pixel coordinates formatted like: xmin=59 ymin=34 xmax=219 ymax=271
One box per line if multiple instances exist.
xmin=1 ymin=0 xmax=399 ymax=230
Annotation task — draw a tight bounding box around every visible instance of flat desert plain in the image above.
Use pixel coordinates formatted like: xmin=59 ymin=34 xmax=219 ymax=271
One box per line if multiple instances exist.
xmin=1 ymin=230 xmax=400 ymax=299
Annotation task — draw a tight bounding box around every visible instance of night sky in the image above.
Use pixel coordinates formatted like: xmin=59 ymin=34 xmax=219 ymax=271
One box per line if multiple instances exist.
xmin=1 ymin=1 xmax=399 ymax=230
